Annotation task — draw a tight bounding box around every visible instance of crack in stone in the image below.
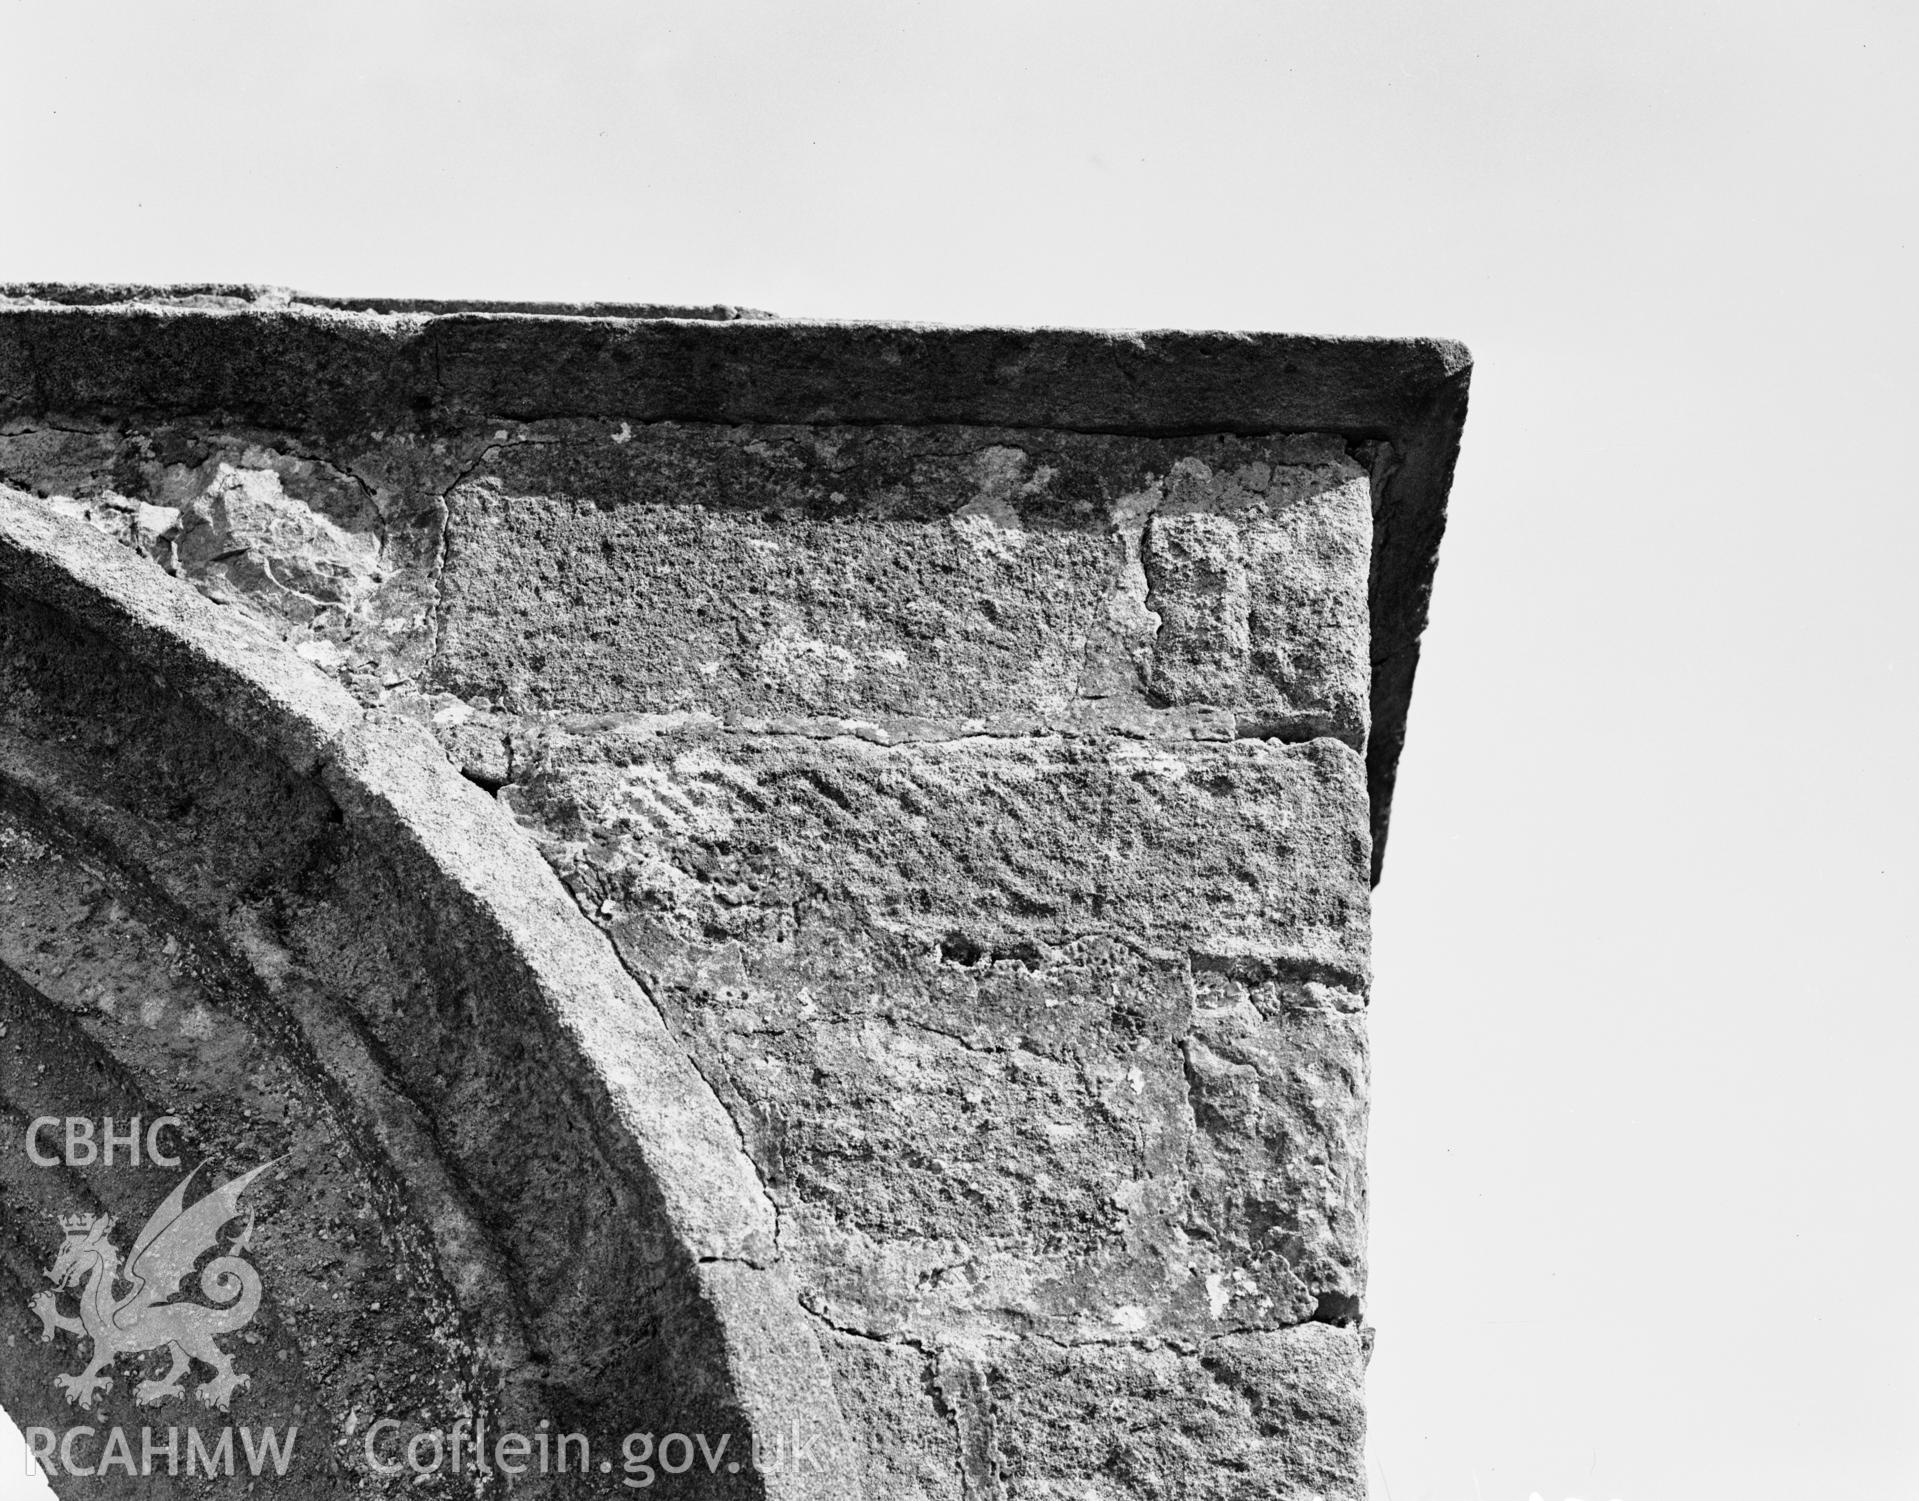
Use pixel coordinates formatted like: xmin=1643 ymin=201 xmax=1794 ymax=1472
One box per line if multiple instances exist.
xmin=423 ymin=441 xmax=499 ymax=683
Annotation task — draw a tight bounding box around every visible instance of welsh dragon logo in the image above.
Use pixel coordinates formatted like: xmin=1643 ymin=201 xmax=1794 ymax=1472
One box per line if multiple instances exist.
xmin=29 ymin=1161 xmax=274 ymax=1412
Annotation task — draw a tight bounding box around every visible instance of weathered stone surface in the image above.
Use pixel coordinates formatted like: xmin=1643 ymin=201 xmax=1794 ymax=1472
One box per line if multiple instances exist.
xmin=0 ymin=293 xmax=1469 ymax=1500
xmin=511 ymin=726 xmax=1371 ymax=968
xmin=983 ymin=1326 xmax=1367 ymax=1500
xmin=0 ymin=421 xmax=456 ymax=692
xmin=0 ymin=499 xmax=858 ymax=1499
xmin=1141 ymin=451 xmax=1371 ymax=740
xmin=437 ymin=423 xmax=1369 ymax=743
xmin=820 ymin=1335 xmax=964 ymax=1501
xmin=0 ymin=287 xmax=1472 ymax=867
xmin=497 ymin=723 xmax=1370 ymax=1387
xmin=0 ymin=415 xmax=1374 ymax=750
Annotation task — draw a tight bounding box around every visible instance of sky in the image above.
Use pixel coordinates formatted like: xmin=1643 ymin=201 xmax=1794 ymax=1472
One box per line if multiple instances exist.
xmin=2 ymin=2 xmax=1915 ymax=1497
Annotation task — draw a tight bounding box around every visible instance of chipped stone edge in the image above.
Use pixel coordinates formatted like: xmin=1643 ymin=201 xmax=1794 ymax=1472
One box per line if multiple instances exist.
xmin=0 ymin=489 xmax=863 ymax=1501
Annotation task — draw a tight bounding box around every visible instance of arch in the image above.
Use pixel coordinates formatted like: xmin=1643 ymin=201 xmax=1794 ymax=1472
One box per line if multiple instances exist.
xmin=0 ymin=490 xmax=857 ymax=1497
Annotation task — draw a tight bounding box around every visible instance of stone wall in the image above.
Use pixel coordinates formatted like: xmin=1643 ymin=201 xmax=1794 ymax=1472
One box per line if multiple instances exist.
xmin=0 ymin=289 xmax=1468 ymax=1500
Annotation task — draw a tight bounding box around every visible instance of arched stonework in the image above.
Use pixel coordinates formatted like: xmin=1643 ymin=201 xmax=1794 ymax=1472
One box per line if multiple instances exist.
xmin=0 ymin=496 xmax=858 ymax=1498
xmin=0 ymin=290 xmax=1469 ymax=1501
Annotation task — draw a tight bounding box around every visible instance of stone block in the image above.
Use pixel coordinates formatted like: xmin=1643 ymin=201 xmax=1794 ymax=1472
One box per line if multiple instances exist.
xmin=501 ymin=724 xmax=1371 ymax=1366
xmin=981 ymin=1327 xmax=1367 ymax=1500
xmin=436 ymin=422 xmax=1371 ymax=743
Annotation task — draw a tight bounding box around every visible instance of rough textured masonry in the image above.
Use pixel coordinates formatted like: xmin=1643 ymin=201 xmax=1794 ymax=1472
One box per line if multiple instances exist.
xmin=0 ymin=287 xmax=1468 ymax=1500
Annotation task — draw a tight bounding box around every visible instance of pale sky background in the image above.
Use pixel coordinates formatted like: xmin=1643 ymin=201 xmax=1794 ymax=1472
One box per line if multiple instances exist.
xmin=2 ymin=3 xmax=1915 ymax=1498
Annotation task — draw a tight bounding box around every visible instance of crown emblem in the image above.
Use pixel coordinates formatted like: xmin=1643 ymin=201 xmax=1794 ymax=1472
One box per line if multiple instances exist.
xmin=57 ymin=1212 xmax=98 ymax=1234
